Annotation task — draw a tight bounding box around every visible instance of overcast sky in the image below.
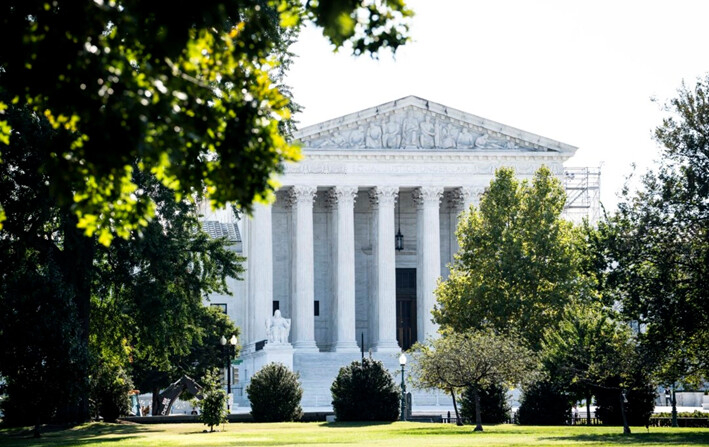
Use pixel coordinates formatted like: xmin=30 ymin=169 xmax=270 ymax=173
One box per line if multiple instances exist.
xmin=284 ymin=0 xmax=709 ymax=210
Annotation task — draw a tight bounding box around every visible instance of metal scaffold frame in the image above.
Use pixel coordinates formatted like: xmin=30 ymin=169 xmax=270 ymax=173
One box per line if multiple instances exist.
xmin=563 ymin=167 xmax=601 ymax=224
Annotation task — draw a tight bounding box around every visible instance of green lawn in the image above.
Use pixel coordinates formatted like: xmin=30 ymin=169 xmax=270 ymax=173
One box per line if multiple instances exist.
xmin=1 ymin=422 xmax=708 ymax=447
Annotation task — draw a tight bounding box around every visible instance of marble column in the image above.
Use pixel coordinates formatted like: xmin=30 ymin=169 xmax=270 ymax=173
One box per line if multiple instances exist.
xmin=289 ymin=185 xmax=318 ymax=352
xmin=413 ymin=186 xmax=443 ymax=341
xmin=447 ymin=187 xmax=481 ymax=259
xmin=369 ymin=186 xmax=401 ymax=352
xmin=329 ymin=186 xmax=360 ymax=352
xmin=248 ymin=202 xmax=274 ymax=345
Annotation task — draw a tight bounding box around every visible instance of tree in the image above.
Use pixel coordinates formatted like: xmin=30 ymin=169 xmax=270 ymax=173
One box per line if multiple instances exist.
xmin=0 ymin=102 xmax=242 ymax=426
xmin=459 ymin=382 xmax=511 ymax=424
xmin=246 ymin=362 xmax=303 ymax=422
xmin=89 ymin=170 xmax=243 ymax=414
xmin=330 ymin=358 xmax=400 ymax=422
xmin=0 ymin=104 xmax=91 ymax=429
xmin=433 ymin=166 xmax=588 ymax=351
xmin=592 ymin=75 xmax=709 ymax=396
xmin=409 ymin=330 xmax=537 ymax=431
xmin=541 ymin=303 xmax=650 ymax=433
xmin=517 ymin=379 xmax=572 ymax=425
xmin=0 ymin=0 xmax=412 ymax=240
xmin=199 ymin=368 xmax=228 ymax=432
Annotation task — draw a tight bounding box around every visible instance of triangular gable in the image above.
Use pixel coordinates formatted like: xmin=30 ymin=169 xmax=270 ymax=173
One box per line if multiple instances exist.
xmin=294 ymin=96 xmax=576 ymax=153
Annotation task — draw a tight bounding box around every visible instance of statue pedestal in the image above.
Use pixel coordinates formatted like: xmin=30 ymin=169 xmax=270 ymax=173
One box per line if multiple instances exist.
xmin=259 ymin=342 xmax=294 ymax=370
xmin=240 ymin=342 xmax=294 ymax=380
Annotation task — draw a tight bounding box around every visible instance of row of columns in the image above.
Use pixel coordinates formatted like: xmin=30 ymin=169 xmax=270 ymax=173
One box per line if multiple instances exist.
xmin=247 ymin=185 xmax=481 ymax=353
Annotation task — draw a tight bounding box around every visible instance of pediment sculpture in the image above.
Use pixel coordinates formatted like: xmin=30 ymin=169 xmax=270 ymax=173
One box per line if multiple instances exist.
xmin=300 ymin=109 xmax=541 ymax=151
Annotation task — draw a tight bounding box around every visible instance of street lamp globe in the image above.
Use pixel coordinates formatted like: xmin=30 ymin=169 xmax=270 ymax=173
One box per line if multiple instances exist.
xmin=229 ymin=335 xmax=238 ymax=346
xmin=220 ymin=335 xmax=227 ymax=346
xmin=399 ymin=353 xmax=407 ymax=366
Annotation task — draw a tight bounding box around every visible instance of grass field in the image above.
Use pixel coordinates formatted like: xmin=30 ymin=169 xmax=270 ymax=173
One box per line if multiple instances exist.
xmin=1 ymin=422 xmax=709 ymax=447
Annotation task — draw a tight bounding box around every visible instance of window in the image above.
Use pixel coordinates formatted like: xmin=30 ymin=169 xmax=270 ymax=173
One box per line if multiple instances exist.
xmin=314 ymin=300 xmax=320 ymax=316
xmin=211 ymin=303 xmax=227 ymax=314
xmin=272 ymin=300 xmax=280 ymax=314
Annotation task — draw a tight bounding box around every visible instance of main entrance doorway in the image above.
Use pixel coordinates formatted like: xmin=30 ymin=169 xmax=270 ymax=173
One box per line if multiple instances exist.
xmin=396 ymin=268 xmax=417 ymax=350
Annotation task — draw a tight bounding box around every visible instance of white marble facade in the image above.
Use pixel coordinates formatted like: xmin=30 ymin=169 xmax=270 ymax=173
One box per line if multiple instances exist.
xmin=208 ymin=96 xmax=577 ymax=407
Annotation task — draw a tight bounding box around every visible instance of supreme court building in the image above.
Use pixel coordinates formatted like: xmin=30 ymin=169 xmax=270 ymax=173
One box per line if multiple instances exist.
xmin=204 ymin=96 xmax=578 ymax=409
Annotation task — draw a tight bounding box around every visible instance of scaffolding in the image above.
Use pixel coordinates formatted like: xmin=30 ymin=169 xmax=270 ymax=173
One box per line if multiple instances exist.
xmin=563 ymin=167 xmax=601 ymax=224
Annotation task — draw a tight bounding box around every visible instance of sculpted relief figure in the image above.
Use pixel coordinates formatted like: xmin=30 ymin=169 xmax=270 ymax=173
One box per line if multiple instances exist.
xmin=474 ymin=132 xmax=489 ymax=148
xmin=440 ymin=123 xmax=458 ymax=149
xmin=456 ymin=127 xmax=475 ymax=148
xmin=348 ymin=126 xmax=365 ymax=147
xmin=384 ymin=116 xmax=401 ymax=148
xmin=266 ymin=309 xmax=291 ymax=344
xmin=419 ymin=116 xmax=436 ymax=148
xmin=402 ymin=112 xmax=419 ymax=148
xmin=366 ymin=123 xmax=383 ymax=148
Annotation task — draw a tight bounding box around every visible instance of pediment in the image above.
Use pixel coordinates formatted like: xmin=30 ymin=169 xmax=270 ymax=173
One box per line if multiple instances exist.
xmin=294 ymin=96 xmax=576 ymax=154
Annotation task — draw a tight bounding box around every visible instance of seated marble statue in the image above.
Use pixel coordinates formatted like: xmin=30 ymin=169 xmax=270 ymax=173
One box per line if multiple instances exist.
xmin=266 ymin=310 xmax=291 ymax=344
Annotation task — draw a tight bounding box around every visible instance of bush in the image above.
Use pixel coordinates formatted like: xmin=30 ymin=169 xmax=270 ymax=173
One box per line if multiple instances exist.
xmin=89 ymin=362 xmax=133 ymax=422
xmin=517 ymin=380 xmax=572 ymax=425
xmin=200 ymin=368 xmax=228 ymax=432
xmin=246 ymin=363 xmax=303 ymax=422
xmin=460 ymin=382 xmax=511 ymax=424
xmin=594 ymin=373 xmax=655 ymax=426
xmin=331 ymin=358 xmax=400 ymax=422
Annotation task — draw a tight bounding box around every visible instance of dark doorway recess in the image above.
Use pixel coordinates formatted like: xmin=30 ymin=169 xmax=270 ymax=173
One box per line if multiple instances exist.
xmin=396 ymin=268 xmax=417 ymax=350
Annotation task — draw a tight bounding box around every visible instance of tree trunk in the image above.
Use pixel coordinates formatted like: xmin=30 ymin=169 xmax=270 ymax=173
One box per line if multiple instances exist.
xmin=671 ymin=386 xmax=678 ymax=427
xmin=450 ymin=388 xmax=462 ymax=426
xmin=619 ymin=391 xmax=631 ymax=435
xmin=33 ymin=415 xmax=41 ymax=438
xmin=586 ymin=393 xmax=592 ymax=426
xmin=473 ymin=387 xmax=483 ymax=432
xmin=152 ymin=386 xmax=161 ymax=416
xmin=61 ymin=215 xmax=94 ymax=423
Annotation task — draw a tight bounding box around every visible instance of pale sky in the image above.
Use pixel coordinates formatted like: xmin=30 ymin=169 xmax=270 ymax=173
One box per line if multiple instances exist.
xmin=285 ymin=0 xmax=709 ymax=211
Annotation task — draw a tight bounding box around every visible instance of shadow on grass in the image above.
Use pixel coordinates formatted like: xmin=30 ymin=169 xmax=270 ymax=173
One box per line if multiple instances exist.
xmin=0 ymin=422 xmax=154 ymax=447
xmin=321 ymin=421 xmax=397 ymax=429
xmin=545 ymin=431 xmax=709 ymax=445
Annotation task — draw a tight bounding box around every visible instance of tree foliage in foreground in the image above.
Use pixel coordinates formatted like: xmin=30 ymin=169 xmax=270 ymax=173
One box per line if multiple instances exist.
xmin=0 ymin=0 xmax=412 ymax=240
xmin=0 ymin=104 xmax=242 ymax=426
xmin=591 ymin=75 xmax=709 ymax=387
xmin=409 ymin=330 xmax=537 ymax=431
xmin=330 ymin=358 xmax=400 ymax=422
xmin=433 ymin=166 xmax=588 ymax=351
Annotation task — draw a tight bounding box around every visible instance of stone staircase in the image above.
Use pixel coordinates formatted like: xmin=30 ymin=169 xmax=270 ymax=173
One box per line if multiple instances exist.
xmin=235 ymin=350 xmax=452 ymax=411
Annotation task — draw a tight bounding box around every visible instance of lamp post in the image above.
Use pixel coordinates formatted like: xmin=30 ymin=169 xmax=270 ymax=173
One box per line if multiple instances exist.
xmin=399 ymin=353 xmax=407 ymax=421
xmin=220 ymin=334 xmax=238 ymax=411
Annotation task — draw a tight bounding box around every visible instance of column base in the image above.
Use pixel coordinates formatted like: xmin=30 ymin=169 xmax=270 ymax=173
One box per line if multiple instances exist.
xmin=293 ymin=340 xmax=320 ymax=353
xmin=332 ymin=341 xmax=361 ymax=353
xmin=372 ymin=339 xmax=401 ymax=353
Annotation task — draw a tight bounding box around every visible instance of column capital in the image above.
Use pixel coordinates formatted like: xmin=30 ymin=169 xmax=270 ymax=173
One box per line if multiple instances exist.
xmin=328 ymin=186 xmax=358 ymax=208
xmin=368 ymin=186 xmax=399 ymax=207
xmin=447 ymin=186 xmax=484 ymax=210
xmin=288 ymin=185 xmax=317 ymax=206
xmin=412 ymin=186 xmax=443 ymax=207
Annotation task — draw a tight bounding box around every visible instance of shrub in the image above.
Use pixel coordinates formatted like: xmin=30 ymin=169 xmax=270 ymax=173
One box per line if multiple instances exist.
xmin=199 ymin=368 xmax=228 ymax=432
xmin=460 ymin=382 xmax=511 ymax=424
xmin=517 ymin=380 xmax=572 ymax=425
xmin=89 ymin=362 xmax=133 ymax=422
xmin=331 ymin=358 xmax=400 ymax=422
xmin=246 ymin=363 xmax=303 ymax=422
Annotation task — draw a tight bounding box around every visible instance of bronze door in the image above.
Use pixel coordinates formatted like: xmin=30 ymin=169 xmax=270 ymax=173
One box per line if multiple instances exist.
xmin=396 ymin=268 xmax=417 ymax=350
